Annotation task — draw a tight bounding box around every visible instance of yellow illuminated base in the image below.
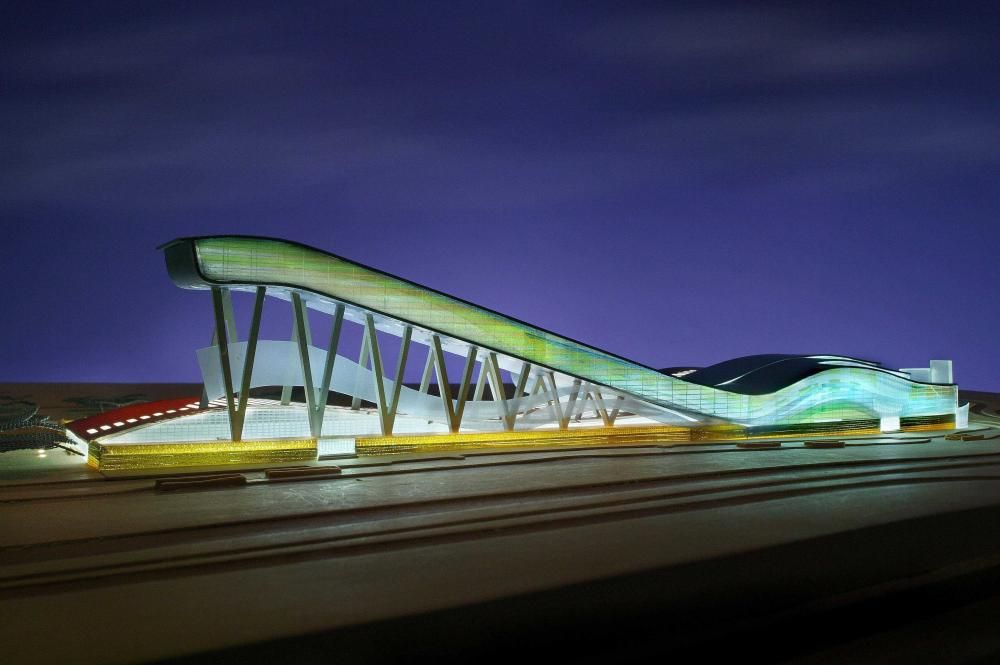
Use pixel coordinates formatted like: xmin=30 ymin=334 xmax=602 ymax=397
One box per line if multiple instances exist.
xmin=88 ymin=438 xmax=317 ymax=472
xmin=85 ymin=415 xmax=956 ymax=469
xmin=355 ymin=417 xmax=956 ymax=456
xmin=356 ymin=424 xmax=747 ymax=456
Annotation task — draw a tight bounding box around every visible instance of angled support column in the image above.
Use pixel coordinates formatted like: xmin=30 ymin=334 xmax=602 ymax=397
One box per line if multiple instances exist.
xmin=311 ymin=303 xmax=345 ymax=437
xmin=211 ymin=287 xmax=238 ymax=442
xmin=281 ymin=300 xmax=312 ymax=405
xmin=544 ymin=371 xmax=566 ymax=429
xmin=484 ymin=352 xmax=512 ymax=430
xmin=560 ymin=379 xmax=582 ymax=429
xmin=351 ymin=324 xmax=372 ymax=410
xmin=574 ymin=392 xmax=589 ymax=422
xmin=199 ymin=326 xmax=214 ymax=409
xmin=452 ymin=345 xmax=479 ymax=431
xmin=231 ymin=286 xmax=265 ymax=440
xmin=281 ymin=294 xmax=312 ymax=406
xmin=591 ymin=388 xmax=612 ymax=427
xmin=609 ymin=395 xmax=625 ymax=425
xmin=531 ymin=372 xmax=559 ymax=425
xmin=513 ymin=362 xmax=532 ymax=397
xmin=473 ymin=358 xmax=488 ymax=402
xmin=363 ymin=315 xmax=390 ymax=435
xmin=506 ymin=361 xmax=532 ymax=429
xmin=430 ymin=335 xmax=457 ymax=430
xmin=198 ymin=314 xmax=225 ymax=409
xmin=385 ymin=325 xmax=413 ymax=434
xmin=220 ymin=289 xmax=238 ymax=344
xmin=418 ymin=347 xmax=434 ymax=394
xmin=292 ymin=293 xmax=318 ymax=436
xmin=294 ymin=295 xmax=345 ymax=438
xmin=427 ymin=337 xmax=478 ymax=432
xmin=570 ymin=385 xmax=607 ymax=426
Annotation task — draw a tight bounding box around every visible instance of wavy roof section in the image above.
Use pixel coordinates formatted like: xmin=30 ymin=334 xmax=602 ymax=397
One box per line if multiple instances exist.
xmin=660 ymin=354 xmax=913 ymax=396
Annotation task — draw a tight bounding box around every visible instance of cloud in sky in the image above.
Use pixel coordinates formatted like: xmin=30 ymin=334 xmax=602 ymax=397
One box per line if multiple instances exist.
xmin=3 ymin=3 xmax=997 ymax=213
xmin=576 ymin=6 xmax=962 ymax=79
xmin=1 ymin=1 xmax=998 ymax=387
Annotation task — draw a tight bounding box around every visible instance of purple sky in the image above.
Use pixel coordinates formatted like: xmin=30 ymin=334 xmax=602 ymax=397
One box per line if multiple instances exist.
xmin=3 ymin=1 xmax=999 ymax=389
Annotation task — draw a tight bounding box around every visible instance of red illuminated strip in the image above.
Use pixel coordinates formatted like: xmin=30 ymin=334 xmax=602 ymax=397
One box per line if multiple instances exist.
xmin=67 ymin=396 xmax=203 ymax=440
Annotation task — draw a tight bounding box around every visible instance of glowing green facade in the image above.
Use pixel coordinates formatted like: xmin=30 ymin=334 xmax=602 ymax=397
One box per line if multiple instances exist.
xmin=163 ymin=236 xmax=957 ymax=429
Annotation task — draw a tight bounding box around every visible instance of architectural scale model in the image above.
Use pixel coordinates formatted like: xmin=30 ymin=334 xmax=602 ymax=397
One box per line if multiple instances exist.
xmin=66 ymin=236 xmax=966 ymax=470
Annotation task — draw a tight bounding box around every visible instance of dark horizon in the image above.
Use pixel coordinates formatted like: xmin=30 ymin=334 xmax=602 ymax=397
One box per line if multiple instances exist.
xmin=3 ymin=1 xmax=999 ymax=389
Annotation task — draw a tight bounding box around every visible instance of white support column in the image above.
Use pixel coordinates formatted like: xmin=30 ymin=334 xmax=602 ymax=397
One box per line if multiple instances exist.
xmin=430 ymin=335 xmax=457 ymax=431
xmin=292 ymin=293 xmax=318 ymax=436
xmin=544 ymin=371 xmax=566 ymax=429
xmin=579 ymin=393 xmax=592 ymax=422
xmin=418 ymin=347 xmax=434 ymax=394
xmin=364 ymin=315 xmax=390 ymax=435
xmin=311 ymin=303 xmax=344 ymax=437
xmin=511 ymin=363 xmax=528 ymax=394
xmin=220 ymin=289 xmax=238 ymax=344
xmin=281 ymin=298 xmax=314 ymax=406
xmin=473 ymin=358 xmax=488 ymax=402
xmin=200 ymin=323 xmax=218 ymax=410
xmin=484 ymin=352 xmax=512 ymax=431
xmin=560 ymin=379 xmax=581 ymax=429
xmin=211 ymin=287 xmax=238 ymax=442
xmin=232 ymin=286 xmax=265 ymax=441
xmin=504 ymin=361 xmax=532 ymax=430
xmin=514 ymin=362 xmax=531 ymax=425
xmin=351 ymin=324 xmax=371 ymax=410
xmin=452 ymin=345 xmax=479 ymax=431
xmin=591 ymin=388 xmax=612 ymax=427
xmin=385 ymin=325 xmax=413 ymax=434
xmin=530 ymin=373 xmax=559 ymax=426
xmin=609 ymin=395 xmax=625 ymax=425
xmin=573 ymin=389 xmax=592 ymax=423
